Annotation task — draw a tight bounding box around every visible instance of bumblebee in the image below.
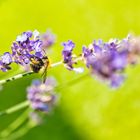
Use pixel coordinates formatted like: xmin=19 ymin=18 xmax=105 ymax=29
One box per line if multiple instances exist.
xmin=30 ymin=55 xmax=50 ymax=83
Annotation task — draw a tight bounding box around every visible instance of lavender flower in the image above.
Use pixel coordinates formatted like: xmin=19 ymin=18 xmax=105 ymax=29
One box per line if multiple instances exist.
xmin=62 ymin=40 xmax=84 ymax=73
xmin=62 ymin=40 xmax=75 ymax=69
xmin=41 ymin=30 xmax=56 ymax=49
xmin=27 ymin=77 xmax=57 ymax=113
xmin=0 ymin=52 xmax=12 ymax=72
xmin=11 ymin=30 xmax=44 ymax=65
xmin=82 ymin=38 xmax=128 ymax=88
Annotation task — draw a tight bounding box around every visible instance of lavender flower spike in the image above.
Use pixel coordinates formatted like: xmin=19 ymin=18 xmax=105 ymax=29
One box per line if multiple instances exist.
xmin=82 ymin=38 xmax=128 ymax=88
xmin=62 ymin=40 xmax=84 ymax=73
xmin=27 ymin=77 xmax=57 ymax=113
xmin=62 ymin=40 xmax=75 ymax=70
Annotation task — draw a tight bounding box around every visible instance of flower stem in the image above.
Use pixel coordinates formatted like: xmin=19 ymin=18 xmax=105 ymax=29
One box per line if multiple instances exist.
xmin=0 ymin=109 xmax=29 ymax=138
xmin=50 ymin=61 xmax=63 ymax=67
xmin=1 ymin=120 xmax=36 ymax=140
xmin=0 ymin=61 xmax=62 ymax=85
xmin=0 ymin=101 xmax=29 ymax=117
xmin=0 ymin=71 xmax=34 ymax=85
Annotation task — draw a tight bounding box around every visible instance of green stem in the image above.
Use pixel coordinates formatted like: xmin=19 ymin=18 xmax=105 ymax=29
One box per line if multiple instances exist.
xmin=3 ymin=120 xmax=36 ymax=140
xmin=0 ymin=71 xmax=34 ymax=85
xmin=0 ymin=61 xmax=63 ymax=85
xmin=0 ymin=101 xmax=29 ymax=116
xmin=0 ymin=109 xmax=29 ymax=138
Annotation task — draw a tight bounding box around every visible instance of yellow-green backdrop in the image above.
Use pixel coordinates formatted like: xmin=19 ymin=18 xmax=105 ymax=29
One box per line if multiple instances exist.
xmin=0 ymin=0 xmax=140 ymax=140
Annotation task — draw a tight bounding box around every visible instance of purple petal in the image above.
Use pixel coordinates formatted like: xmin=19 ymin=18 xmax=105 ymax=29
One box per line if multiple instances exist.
xmin=1 ymin=52 xmax=12 ymax=64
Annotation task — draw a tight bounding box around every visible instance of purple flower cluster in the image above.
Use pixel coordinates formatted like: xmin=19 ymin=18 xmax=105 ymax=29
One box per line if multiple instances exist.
xmin=12 ymin=30 xmax=44 ymax=65
xmin=82 ymin=38 xmax=129 ymax=88
xmin=27 ymin=77 xmax=57 ymax=112
xmin=62 ymin=40 xmax=84 ymax=73
xmin=0 ymin=52 xmax=12 ymax=72
xmin=0 ymin=29 xmax=56 ymax=72
xmin=62 ymin=40 xmax=75 ymax=70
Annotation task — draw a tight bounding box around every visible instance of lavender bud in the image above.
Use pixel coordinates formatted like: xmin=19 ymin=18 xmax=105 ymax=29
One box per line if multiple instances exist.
xmin=0 ymin=52 xmax=12 ymax=72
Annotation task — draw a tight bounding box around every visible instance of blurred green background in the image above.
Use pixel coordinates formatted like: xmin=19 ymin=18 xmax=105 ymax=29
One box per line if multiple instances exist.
xmin=0 ymin=0 xmax=140 ymax=140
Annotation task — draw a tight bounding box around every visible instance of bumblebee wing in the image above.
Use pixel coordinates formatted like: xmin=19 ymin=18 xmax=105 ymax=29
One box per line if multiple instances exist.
xmin=42 ymin=65 xmax=48 ymax=83
xmin=41 ymin=56 xmax=50 ymax=83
